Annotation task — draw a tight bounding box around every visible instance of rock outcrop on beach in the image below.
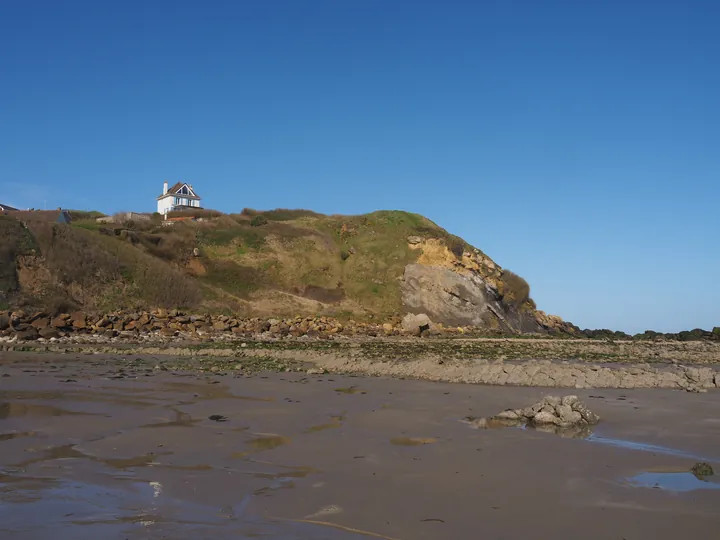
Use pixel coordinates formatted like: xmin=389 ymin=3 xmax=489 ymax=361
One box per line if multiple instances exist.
xmin=494 ymin=395 xmax=601 ymax=427
xmin=464 ymin=395 xmax=600 ymax=438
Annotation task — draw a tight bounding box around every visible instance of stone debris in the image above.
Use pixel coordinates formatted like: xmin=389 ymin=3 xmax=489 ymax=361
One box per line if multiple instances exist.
xmin=0 ymin=310 xmax=422 ymax=343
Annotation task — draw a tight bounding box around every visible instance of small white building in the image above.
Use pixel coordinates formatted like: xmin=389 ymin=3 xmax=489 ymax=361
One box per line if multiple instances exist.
xmin=156 ymin=181 xmax=202 ymax=215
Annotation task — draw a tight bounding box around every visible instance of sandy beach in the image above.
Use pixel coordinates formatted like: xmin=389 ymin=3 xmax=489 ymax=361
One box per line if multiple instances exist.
xmin=1 ymin=350 xmax=719 ymax=539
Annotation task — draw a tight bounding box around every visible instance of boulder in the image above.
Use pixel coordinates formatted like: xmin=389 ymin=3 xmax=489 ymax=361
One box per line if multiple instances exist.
xmin=495 ymin=409 xmax=521 ymax=421
xmin=38 ymin=327 xmax=60 ymax=339
xmin=543 ymin=396 xmax=562 ymax=407
xmin=556 ymin=405 xmax=582 ymax=426
xmin=16 ymin=327 xmax=39 ymax=341
xmin=572 ymin=402 xmax=600 ymax=425
xmin=0 ymin=313 xmax=9 ymax=331
xmin=72 ymin=317 xmax=87 ymax=329
xmin=532 ymin=411 xmax=558 ymax=425
xmin=401 ymin=313 xmax=433 ymax=336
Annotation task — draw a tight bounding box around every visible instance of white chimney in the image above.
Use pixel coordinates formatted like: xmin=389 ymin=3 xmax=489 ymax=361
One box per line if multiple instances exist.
xmin=163 ymin=181 xmax=168 ymax=195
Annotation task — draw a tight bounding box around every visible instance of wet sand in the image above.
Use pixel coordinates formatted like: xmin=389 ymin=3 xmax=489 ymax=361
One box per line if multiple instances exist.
xmin=1 ymin=352 xmax=719 ymax=539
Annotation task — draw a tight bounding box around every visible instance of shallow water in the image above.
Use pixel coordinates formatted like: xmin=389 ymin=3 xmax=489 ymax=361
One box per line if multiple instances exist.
xmin=586 ymin=435 xmax=717 ymax=462
xmin=627 ymin=472 xmax=720 ymax=492
xmin=0 ymin=478 xmax=375 ymax=539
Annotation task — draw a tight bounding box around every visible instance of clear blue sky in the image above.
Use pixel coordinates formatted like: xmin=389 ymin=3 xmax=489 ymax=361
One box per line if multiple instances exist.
xmin=1 ymin=1 xmax=718 ymax=333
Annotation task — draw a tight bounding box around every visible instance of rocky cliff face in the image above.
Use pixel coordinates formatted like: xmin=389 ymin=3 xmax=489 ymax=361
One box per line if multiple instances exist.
xmin=401 ymin=237 xmax=575 ymax=334
xmin=401 ymin=264 xmax=542 ymax=332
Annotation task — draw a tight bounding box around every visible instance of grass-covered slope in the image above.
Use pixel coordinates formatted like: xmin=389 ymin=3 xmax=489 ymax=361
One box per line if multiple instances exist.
xmin=0 ymin=209 xmax=538 ymax=326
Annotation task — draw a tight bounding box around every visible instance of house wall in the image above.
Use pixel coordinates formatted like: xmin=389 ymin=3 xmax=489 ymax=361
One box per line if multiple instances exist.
xmin=157 ymin=196 xmax=175 ymax=215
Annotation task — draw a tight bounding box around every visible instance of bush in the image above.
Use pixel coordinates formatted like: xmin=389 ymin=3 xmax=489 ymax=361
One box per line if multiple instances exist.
xmin=68 ymin=210 xmax=106 ymax=220
xmin=250 ymin=215 xmax=268 ymax=227
xmin=340 ymin=250 xmax=351 ymax=261
xmin=449 ymin=240 xmax=465 ymax=259
xmin=498 ymin=270 xmax=530 ymax=307
xmin=166 ymin=209 xmax=223 ymax=220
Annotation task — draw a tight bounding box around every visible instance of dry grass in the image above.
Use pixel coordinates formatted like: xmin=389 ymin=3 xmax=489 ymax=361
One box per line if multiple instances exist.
xmin=25 ymin=221 xmax=201 ymax=311
xmin=0 ymin=216 xmax=37 ymax=307
xmin=241 ymin=208 xmax=322 ymax=221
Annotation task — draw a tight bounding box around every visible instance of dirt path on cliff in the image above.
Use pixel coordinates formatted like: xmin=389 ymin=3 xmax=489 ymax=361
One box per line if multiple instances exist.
xmin=1 ymin=352 xmax=719 ymax=539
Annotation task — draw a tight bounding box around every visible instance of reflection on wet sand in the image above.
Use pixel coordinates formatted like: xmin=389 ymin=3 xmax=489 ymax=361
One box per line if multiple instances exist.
xmin=252 ymin=465 xmax=320 ymax=480
xmin=461 ymin=415 xmax=720 ymax=463
xmin=0 ymin=402 xmax=101 ymax=419
xmin=157 ymin=381 xmax=275 ymax=402
xmin=334 ymin=386 xmax=366 ymax=395
xmin=0 ymin=478 xmax=382 ymax=539
xmin=390 ymin=437 xmax=438 ymax=446
xmin=461 ymin=416 xmax=595 ymax=439
xmin=627 ymin=471 xmax=720 ymax=492
xmin=233 ymin=434 xmax=292 ymax=458
xmin=0 ymin=431 xmax=35 ymax=442
xmin=305 ymin=415 xmax=345 ymax=433
xmin=1 ymin=389 xmax=162 ymax=407
xmin=10 ymin=443 xmax=169 ymax=470
xmin=141 ymin=408 xmax=199 ymax=428
xmin=586 ymin=435 xmax=716 ymax=461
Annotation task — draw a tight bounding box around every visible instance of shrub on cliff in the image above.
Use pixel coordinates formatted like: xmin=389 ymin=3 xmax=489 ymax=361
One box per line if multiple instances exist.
xmin=498 ymin=270 xmax=530 ymax=307
xmin=449 ymin=240 xmax=465 ymax=259
xmin=250 ymin=215 xmax=268 ymax=227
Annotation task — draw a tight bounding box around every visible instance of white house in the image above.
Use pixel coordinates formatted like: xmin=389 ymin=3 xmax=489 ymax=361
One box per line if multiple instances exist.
xmin=156 ymin=181 xmax=202 ymax=215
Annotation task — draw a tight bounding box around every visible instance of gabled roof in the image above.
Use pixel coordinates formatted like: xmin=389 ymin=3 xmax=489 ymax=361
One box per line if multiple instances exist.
xmin=158 ymin=182 xmax=201 ymax=200
xmin=0 ymin=203 xmax=18 ymax=212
